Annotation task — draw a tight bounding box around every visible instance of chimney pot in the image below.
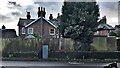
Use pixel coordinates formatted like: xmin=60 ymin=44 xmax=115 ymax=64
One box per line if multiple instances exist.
xmin=49 ymin=14 xmax=53 ymax=20
xmin=38 ymin=7 xmax=40 ymax=11
xmin=2 ymin=25 xmax=6 ymax=29
xmin=44 ymin=8 xmax=45 ymax=12
xmin=26 ymin=12 xmax=31 ymax=19
xmin=41 ymin=7 xmax=43 ymax=11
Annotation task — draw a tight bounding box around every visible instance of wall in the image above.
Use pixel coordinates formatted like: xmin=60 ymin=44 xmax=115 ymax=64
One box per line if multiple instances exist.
xmin=1 ymin=36 xmax=118 ymax=54
xmin=91 ymin=36 xmax=117 ymax=51
xmin=2 ymin=38 xmax=74 ymax=54
xmin=25 ymin=18 xmax=58 ymax=38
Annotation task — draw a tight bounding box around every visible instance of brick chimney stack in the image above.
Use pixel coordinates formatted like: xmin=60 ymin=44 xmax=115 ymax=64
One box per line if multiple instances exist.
xmin=37 ymin=7 xmax=46 ymax=18
xmin=26 ymin=12 xmax=31 ymax=19
xmin=2 ymin=25 xmax=6 ymax=30
xmin=49 ymin=14 xmax=53 ymax=20
xmin=102 ymin=16 xmax=107 ymax=24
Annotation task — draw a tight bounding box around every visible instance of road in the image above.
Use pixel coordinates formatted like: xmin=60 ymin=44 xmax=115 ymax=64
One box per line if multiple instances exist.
xmin=0 ymin=61 xmax=119 ymax=68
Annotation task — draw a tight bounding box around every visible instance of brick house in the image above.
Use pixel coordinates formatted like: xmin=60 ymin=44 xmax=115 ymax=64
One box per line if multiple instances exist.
xmin=0 ymin=25 xmax=17 ymax=38
xmin=94 ymin=16 xmax=115 ymax=36
xmin=18 ymin=7 xmax=60 ymax=38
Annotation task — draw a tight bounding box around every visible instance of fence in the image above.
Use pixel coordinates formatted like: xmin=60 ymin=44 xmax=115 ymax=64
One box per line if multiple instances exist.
xmin=91 ymin=36 xmax=117 ymax=51
xmin=1 ymin=38 xmax=73 ymax=54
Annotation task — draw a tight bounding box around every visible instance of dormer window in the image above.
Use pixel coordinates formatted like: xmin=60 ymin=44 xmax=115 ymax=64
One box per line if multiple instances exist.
xmin=49 ymin=28 xmax=55 ymax=35
xmin=22 ymin=27 xmax=25 ymax=34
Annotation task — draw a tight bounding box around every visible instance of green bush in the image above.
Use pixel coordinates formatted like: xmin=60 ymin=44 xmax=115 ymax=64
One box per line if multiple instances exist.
xmin=12 ymin=51 xmax=38 ymax=58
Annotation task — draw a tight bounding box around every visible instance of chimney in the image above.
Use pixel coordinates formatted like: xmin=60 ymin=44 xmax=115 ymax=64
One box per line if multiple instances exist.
xmin=37 ymin=7 xmax=46 ymax=18
xmin=49 ymin=14 xmax=53 ymax=20
xmin=57 ymin=13 xmax=60 ymax=19
xmin=43 ymin=8 xmax=46 ymax=17
xmin=2 ymin=25 xmax=6 ymax=30
xmin=26 ymin=12 xmax=31 ymax=19
xmin=37 ymin=7 xmax=41 ymax=18
xmin=102 ymin=16 xmax=107 ymax=23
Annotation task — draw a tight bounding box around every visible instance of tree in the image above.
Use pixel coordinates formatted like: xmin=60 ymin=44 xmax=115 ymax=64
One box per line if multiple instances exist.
xmin=109 ymin=31 xmax=120 ymax=37
xmin=60 ymin=1 xmax=100 ymax=51
xmin=109 ymin=31 xmax=117 ymax=36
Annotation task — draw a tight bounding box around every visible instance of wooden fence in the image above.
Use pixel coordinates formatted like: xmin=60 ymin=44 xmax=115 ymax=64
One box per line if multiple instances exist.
xmin=1 ymin=36 xmax=118 ymax=54
xmin=1 ymin=38 xmax=74 ymax=53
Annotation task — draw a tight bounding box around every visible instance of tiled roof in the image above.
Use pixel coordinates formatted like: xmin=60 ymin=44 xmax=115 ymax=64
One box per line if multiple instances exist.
xmin=25 ymin=35 xmax=35 ymax=39
xmin=18 ymin=18 xmax=35 ymax=26
xmin=115 ymin=25 xmax=120 ymax=28
xmin=97 ymin=23 xmax=115 ymax=30
xmin=0 ymin=29 xmax=17 ymax=38
xmin=25 ymin=17 xmax=58 ymax=28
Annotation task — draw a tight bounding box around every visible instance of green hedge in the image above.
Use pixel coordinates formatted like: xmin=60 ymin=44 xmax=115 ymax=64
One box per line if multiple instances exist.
xmin=2 ymin=51 xmax=38 ymax=58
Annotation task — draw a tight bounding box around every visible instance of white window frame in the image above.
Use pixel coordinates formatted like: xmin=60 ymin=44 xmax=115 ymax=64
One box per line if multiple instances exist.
xmin=49 ymin=28 xmax=55 ymax=35
xmin=28 ymin=27 xmax=33 ymax=34
xmin=22 ymin=27 xmax=25 ymax=34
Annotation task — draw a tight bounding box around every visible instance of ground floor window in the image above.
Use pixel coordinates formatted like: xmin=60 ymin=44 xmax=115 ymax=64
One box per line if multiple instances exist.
xmin=28 ymin=27 xmax=33 ymax=34
xmin=22 ymin=27 xmax=25 ymax=34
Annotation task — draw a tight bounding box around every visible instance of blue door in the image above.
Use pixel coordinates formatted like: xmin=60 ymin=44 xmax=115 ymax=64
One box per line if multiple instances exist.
xmin=42 ymin=45 xmax=48 ymax=59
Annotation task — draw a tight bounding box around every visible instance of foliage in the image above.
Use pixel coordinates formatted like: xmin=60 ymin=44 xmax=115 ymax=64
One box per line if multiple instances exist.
xmin=33 ymin=33 xmax=42 ymax=39
xmin=109 ymin=31 xmax=117 ymax=36
xmin=109 ymin=31 xmax=120 ymax=37
xmin=60 ymin=2 xmax=100 ymax=51
xmin=116 ymin=31 xmax=120 ymax=37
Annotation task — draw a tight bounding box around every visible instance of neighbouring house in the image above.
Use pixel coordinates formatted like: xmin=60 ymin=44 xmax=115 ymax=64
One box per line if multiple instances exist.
xmin=18 ymin=7 xmax=60 ymax=38
xmin=94 ymin=16 xmax=115 ymax=36
xmin=0 ymin=25 xmax=17 ymax=38
xmin=115 ymin=24 xmax=120 ymax=31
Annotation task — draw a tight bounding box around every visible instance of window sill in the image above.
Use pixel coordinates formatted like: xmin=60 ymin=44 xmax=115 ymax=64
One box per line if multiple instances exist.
xmin=22 ymin=33 xmax=25 ymax=34
xmin=50 ymin=33 xmax=55 ymax=35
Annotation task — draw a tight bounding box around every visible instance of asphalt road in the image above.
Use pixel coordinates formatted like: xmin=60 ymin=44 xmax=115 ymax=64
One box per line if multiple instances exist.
xmin=0 ymin=61 xmax=120 ymax=68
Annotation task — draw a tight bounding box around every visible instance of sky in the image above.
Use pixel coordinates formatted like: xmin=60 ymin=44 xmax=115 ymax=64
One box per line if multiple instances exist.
xmin=0 ymin=0 xmax=120 ymax=35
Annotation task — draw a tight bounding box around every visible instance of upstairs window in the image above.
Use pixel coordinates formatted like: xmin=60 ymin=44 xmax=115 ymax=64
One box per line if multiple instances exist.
xmin=49 ymin=28 xmax=55 ymax=35
xmin=28 ymin=27 xmax=33 ymax=34
xmin=22 ymin=27 xmax=25 ymax=34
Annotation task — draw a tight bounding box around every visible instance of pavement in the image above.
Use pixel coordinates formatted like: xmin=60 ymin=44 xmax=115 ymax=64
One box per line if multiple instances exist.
xmin=0 ymin=61 xmax=120 ymax=68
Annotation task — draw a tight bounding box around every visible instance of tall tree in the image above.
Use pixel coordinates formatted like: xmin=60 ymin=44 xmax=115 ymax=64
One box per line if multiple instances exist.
xmin=60 ymin=2 xmax=100 ymax=51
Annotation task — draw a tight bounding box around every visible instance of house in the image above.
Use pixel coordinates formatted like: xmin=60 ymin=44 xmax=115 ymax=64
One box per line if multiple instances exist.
xmin=0 ymin=25 xmax=17 ymax=38
xmin=115 ymin=25 xmax=120 ymax=31
xmin=94 ymin=16 xmax=115 ymax=36
xmin=18 ymin=7 xmax=60 ymax=38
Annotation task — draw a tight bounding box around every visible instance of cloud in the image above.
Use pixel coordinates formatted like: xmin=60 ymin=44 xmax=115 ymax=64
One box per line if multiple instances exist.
xmin=0 ymin=14 xmax=12 ymax=23
xmin=97 ymin=2 xmax=119 ymax=26
xmin=34 ymin=2 xmax=63 ymax=18
xmin=11 ymin=11 xmax=21 ymax=16
xmin=98 ymin=2 xmax=118 ymax=18
xmin=8 ymin=1 xmax=21 ymax=7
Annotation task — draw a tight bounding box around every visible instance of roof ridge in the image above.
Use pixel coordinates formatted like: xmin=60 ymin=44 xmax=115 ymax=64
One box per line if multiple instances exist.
xmin=25 ymin=17 xmax=57 ymax=28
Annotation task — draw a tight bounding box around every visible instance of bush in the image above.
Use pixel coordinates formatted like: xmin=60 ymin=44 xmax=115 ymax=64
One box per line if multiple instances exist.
xmin=12 ymin=51 xmax=38 ymax=58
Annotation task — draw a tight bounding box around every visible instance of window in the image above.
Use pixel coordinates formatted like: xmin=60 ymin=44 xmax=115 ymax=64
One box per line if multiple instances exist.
xmin=22 ymin=27 xmax=25 ymax=34
xmin=49 ymin=28 xmax=55 ymax=35
xmin=28 ymin=27 xmax=33 ymax=34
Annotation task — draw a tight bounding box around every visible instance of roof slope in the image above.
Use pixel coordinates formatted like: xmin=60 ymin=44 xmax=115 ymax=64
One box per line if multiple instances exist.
xmin=97 ymin=23 xmax=115 ymax=30
xmin=0 ymin=29 xmax=17 ymax=38
xmin=25 ymin=17 xmax=58 ymax=28
xmin=18 ymin=18 xmax=35 ymax=26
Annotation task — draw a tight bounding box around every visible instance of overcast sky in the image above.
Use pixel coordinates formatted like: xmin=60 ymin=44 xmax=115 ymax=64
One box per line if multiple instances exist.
xmin=0 ymin=0 xmax=119 ymax=35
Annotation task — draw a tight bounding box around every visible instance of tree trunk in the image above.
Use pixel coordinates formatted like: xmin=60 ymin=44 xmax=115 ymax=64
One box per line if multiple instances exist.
xmin=77 ymin=42 xmax=90 ymax=51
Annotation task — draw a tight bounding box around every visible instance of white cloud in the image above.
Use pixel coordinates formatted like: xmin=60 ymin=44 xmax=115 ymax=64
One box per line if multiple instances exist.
xmin=0 ymin=0 xmax=119 ymax=35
